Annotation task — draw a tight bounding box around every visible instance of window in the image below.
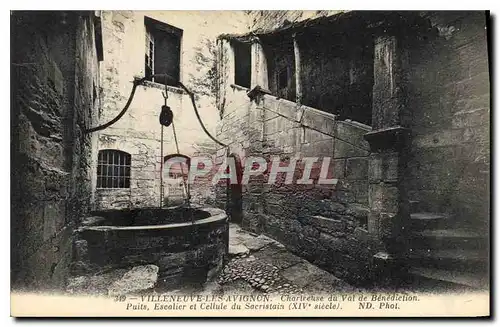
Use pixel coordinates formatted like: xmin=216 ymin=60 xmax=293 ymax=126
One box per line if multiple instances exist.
xmin=232 ymin=40 xmax=251 ymax=88
xmin=144 ymin=16 xmax=182 ymax=86
xmin=97 ymin=150 xmax=131 ymax=189
xmin=267 ymin=39 xmax=296 ymax=102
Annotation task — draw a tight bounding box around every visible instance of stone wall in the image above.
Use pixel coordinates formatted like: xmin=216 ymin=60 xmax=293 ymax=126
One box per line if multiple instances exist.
xmin=11 ymin=11 xmax=102 ymax=290
xmin=216 ymin=88 xmax=378 ymax=285
xmin=405 ymin=11 xmax=490 ymax=229
xmin=216 ymin=10 xmax=490 ymax=284
xmin=216 ymin=13 xmax=380 ymax=285
xmin=247 ymin=10 xmax=343 ymax=33
xmin=213 ymin=84 xmax=262 ymax=212
xmin=95 ymin=11 xmax=248 ymax=210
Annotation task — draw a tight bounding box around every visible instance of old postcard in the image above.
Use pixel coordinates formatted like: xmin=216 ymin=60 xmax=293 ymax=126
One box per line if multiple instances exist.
xmin=10 ymin=10 xmax=490 ymax=317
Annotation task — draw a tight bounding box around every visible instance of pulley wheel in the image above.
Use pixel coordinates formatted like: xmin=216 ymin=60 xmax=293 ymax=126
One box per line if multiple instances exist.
xmin=159 ymin=105 xmax=174 ymax=127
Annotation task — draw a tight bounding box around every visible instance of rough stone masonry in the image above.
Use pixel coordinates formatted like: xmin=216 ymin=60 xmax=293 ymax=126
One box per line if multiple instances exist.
xmin=11 ymin=11 xmax=103 ymax=290
xmin=215 ymin=11 xmax=490 ymax=287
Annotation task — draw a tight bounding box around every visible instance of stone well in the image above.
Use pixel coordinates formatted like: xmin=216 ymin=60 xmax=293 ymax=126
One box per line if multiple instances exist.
xmin=74 ymin=206 xmax=228 ymax=290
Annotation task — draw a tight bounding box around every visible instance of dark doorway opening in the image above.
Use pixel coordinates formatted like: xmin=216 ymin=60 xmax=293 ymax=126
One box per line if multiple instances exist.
xmin=163 ymin=153 xmax=190 ymax=207
xmin=263 ymin=35 xmax=296 ymax=102
xmin=233 ymin=40 xmax=252 ymax=88
xmin=226 ymin=154 xmax=243 ymax=224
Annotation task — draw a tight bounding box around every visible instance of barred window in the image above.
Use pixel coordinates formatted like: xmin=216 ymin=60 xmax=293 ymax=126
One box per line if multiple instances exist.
xmin=97 ymin=150 xmax=131 ymax=189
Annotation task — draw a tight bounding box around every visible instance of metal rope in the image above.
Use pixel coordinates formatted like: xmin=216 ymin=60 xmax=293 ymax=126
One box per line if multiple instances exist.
xmin=160 ymin=84 xmax=190 ymax=207
xmin=171 ymin=118 xmax=190 ymax=204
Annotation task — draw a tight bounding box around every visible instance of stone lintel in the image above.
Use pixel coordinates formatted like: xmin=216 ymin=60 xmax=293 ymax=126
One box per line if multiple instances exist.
xmin=247 ymin=85 xmax=272 ymax=101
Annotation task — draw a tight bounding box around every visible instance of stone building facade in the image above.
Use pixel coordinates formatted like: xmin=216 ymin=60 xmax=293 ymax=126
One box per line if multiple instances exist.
xmin=215 ymin=11 xmax=490 ymax=288
xmin=93 ymin=11 xmax=248 ymax=210
xmin=11 ymin=11 xmax=104 ymax=290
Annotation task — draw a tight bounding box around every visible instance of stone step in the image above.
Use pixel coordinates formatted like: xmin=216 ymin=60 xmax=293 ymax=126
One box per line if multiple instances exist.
xmin=413 ymin=229 xmax=482 ymax=238
xmin=408 ymin=266 xmax=489 ymax=290
xmin=407 ymin=229 xmax=488 ymax=250
xmin=408 ymin=248 xmax=489 ymax=273
xmin=409 ymin=211 xmax=487 ymax=231
xmin=410 ymin=212 xmax=450 ymax=230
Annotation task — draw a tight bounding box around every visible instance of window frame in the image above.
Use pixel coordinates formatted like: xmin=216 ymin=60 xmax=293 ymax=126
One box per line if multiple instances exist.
xmin=144 ymin=16 xmax=183 ymax=86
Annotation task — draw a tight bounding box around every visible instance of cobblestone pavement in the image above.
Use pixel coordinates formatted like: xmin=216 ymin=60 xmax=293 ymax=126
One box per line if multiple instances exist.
xmin=214 ymin=224 xmax=357 ymax=295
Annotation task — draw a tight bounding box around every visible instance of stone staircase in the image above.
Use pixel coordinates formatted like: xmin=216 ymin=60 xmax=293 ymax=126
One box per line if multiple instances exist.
xmin=402 ymin=200 xmax=489 ymax=291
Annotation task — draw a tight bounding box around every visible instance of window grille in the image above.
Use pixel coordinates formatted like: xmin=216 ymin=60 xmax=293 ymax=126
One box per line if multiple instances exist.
xmin=97 ymin=150 xmax=131 ymax=189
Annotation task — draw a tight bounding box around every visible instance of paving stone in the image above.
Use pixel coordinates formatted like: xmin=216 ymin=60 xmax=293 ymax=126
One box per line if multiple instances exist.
xmin=219 ymin=225 xmax=358 ymax=296
xmin=107 ymin=265 xmax=159 ymax=296
xmin=66 ymin=276 xmax=90 ymax=294
xmin=302 ymin=270 xmax=355 ymax=294
xmin=67 ymin=269 xmax=128 ymax=295
xmin=281 ymin=261 xmax=327 ymax=288
xmin=229 ymin=237 xmax=244 ymax=246
xmin=221 ymin=279 xmax=259 ymax=295
xmin=253 ymin=245 xmax=303 ymax=270
xmin=228 ymin=243 xmax=249 ymax=256
xmin=243 ymin=235 xmax=275 ymax=251
xmin=229 ymin=223 xmax=242 ymax=234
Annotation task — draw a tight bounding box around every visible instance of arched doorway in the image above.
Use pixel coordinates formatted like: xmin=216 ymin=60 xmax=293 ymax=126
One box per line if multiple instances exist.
xmin=227 ymin=154 xmax=243 ymax=224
